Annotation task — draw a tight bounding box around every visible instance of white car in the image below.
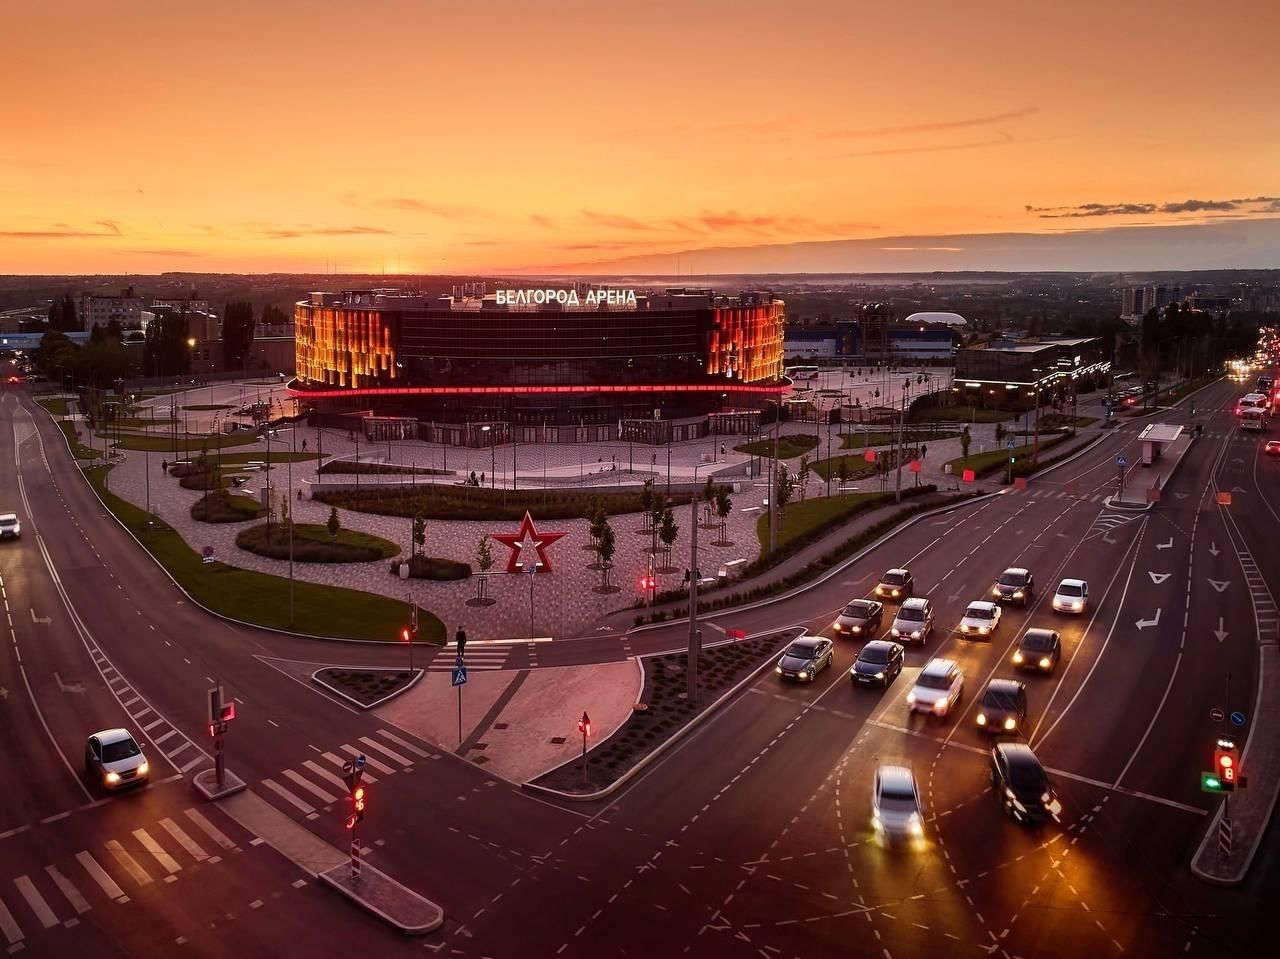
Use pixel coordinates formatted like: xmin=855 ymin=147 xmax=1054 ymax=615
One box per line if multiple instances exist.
xmin=907 ymin=658 xmax=965 ymax=718
xmin=1052 ymin=578 xmax=1089 ymax=614
xmin=872 ymin=765 xmax=924 ymax=841
xmin=0 ymin=512 xmax=20 ymax=540
xmin=85 ymin=728 xmax=149 ymax=791
xmin=958 ymin=601 xmax=1001 ymax=638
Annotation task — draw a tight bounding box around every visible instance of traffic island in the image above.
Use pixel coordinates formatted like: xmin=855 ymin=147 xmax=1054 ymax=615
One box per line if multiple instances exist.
xmin=192 ymin=767 xmax=247 ymax=800
xmin=312 ymin=667 xmax=423 ymax=709
xmin=528 ymin=632 xmax=792 ymax=798
xmin=319 ymin=861 xmax=444 ymax=934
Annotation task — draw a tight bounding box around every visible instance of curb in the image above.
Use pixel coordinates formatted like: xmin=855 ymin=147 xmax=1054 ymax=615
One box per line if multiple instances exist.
xmin=35 ymin=400 xmax=449 ymax=648
xmin=521 ymin=627 xmax=801 ymax=802
xmin=317 ymin=862 xmax=445 ymax=935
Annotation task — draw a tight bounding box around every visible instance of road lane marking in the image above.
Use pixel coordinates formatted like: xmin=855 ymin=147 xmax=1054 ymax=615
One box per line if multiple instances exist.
xmin=158 ymin=819 xmax=208 ymax=862
xmin=44 ymin=865 xmax=90 ymax=916
xmin=73 ymin=852 xmax=125 ymax=901
xmin=376 ymin=729 xmax=431 ymax=759
xmin=103 ymin=840 xmax=152 ymax=887
xmin=0 ymin=893 xmax=22 ymax=945
xmin=358 ymin=735 xmax=413 ymax=767
xmin=339 ymin=744 xmax=394 ymax=775
xmin=13 ymin=875 xmax=58 ymax=928
xmin=182 ymin=809 xmax=238 ymax=852
xmin=261 ymin=778 xmax=316 ymax=815
xmin=302 ymin=760 xmax=351 ymax=794
xmin=281 ymin=769 xmax=340 ymax=804
xmin=132 ymin=829 xmax=181 ymax=875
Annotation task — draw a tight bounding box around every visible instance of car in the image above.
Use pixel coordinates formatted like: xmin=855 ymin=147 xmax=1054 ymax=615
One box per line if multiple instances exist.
xmin=992 ymin=567 xmax=1035 ymax=606
xmin=989 ymin=742 xmax=1062 ymax=824
xmin=874 ymin=568 xmax=914 ymax=602
xmin=850 ymin=640 xmax=905 ymax=687
xmin=0 ymin=513 xmax=20 ymax=540
xmin=1266 ymin=440 xmax=1280 ymax=456
xmin=958 ymin=600 xmax=1001 ymax=638
xmin=889 ymin=597 xmax=934 ymax=644
xmin=833 ymin=599 xmax=884 ymax=637
xmin=5 ymin=375 xmax=20 ymax=385
xmin=975 ymin=679 xmax=1028 ymax=734
xmin=872 ymin=765 xmax=924 ymax=841
xmin=84 ymin=728 xmax=149 ymax=790
xmin=775 ymin=636 xmax=835 ymax=682
xmin=1013 ymin=628 xmax=1061 ymax=673
xmin=907 ymin=658 xmax=965 ymax=718
xmin=1051 ymin=578 xmax=1088 ymax=613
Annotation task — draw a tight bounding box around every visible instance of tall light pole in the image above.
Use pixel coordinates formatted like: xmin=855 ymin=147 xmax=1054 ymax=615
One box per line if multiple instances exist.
xmin=687 ymin=464 xmax=704 ymax=705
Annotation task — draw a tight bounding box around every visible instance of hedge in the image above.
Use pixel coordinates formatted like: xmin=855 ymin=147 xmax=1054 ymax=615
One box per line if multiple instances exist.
xmin=312 ymin=485 xmax=692 ymax=522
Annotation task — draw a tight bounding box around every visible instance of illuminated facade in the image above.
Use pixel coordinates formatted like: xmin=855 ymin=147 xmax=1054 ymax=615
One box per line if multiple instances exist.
xmin=292 ymin=288 xmax=786 ymax=442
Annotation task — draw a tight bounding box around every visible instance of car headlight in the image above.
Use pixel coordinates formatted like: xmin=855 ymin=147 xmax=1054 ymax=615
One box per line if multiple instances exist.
xmin=1013 ymin=590 xmax=1025 ymax=599
xmin=1004 ymin=717 xmax=1016 ymax=730
xmin=978 ymin=626 xmax=989 ymax=635
xmin=961 ymin=624 xmax=970 ymax=632
xmin=1046 ymin=797 xmax=1062 ymax=816
xmin=137 ymin=761 xmax=149 ymax=776
xmin=933 ymin=697 xmax=950 ymax=714
xmin=105 ymin=771 xmax=121 ymax=784
xmin=910 ymin=631 xmax=921 ymax=639
xmin=776 ymin=665 xmax=783 ymax=674
xmin=891 ymin=589 xmax=900 ymax=597
xmin=798 ymin=670 xmax=809 ymax=680
xmin=876 ymin=587 xmax=884 ymax=594
xmin=907 ymin=692 xmax=916 ymax=705
xmin=874 ymin=671 xmax=885 ymax=680
xmin=1039 ymin=656 xmax=1052 ymax=668
xmin=891 ymin=628 xmax=901 ymax=636
xmin=976 ymin=713 xmax=987 ymax=725
xmin=852 ymin=625 xmax=862 ymax=633
xmin=833 ymin=622 xmax=843 ymax=631
xmin=1012 ymin=651 xmax=1024 ymax=663
xmin=872 ymin=812 xmax=883 ymax=831
xmin=992 ymin=587 xmax=1001 ymax=597
xmin=908 ymin=813 xmax=923 ymax=835
xmin=1072 ymin=601 xmax=1082 ymax=611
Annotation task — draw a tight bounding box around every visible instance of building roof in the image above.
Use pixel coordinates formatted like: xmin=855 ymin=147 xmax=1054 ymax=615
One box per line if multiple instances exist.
xmin=903 ymin=311 xmax=966 ymax=327
xmin=1139 ymin=423 xmax=1182 ymax=444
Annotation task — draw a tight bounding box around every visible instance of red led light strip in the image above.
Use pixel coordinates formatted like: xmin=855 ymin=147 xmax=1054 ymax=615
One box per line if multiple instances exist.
xmin=287 ymin=382 xmax=789 ymax=399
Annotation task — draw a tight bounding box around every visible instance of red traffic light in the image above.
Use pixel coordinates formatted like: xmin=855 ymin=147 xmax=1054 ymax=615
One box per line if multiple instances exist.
xmin=638 ymin=576 xmax=656 ymax=591
xmin=578 ymin=711 xmax=592 ymax=737
xmin=1213 ymin=741 xmax=1238 ymax=790
xmin=401 ymin=627 xmax=411 ymax=643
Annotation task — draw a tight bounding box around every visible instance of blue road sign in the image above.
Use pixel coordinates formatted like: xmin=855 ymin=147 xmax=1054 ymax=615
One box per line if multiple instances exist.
xmin=455 ymin=654 xmax=464 ymax=669
xmin=452 ymin=665 xmax=468 ymax=687
xmin=1007 ymin=439 xmax=1015 ymax=449
xmin=1116 ymin=454 xmax=1127 ymax=467
xmin=1231 ymin=711 xmax=1246 ymax=727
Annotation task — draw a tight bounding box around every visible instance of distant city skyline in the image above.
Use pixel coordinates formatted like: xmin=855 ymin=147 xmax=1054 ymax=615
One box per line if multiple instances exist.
xmin=2 ymin=0 xmax=1277 ymax=274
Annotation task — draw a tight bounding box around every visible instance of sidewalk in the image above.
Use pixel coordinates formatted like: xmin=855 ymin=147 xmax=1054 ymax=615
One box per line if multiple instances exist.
xmin=1109 ymin=426 xmax=1194 ymax=509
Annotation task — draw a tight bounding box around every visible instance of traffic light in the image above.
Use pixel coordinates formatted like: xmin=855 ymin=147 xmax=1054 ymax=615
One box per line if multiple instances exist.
xmin=401 ymin=627 xmax=411 ymax=643
xmin=1213 ymin=739 xmax=1238 ymax=791
xmin=639 ymin=575 xmax=656 ymax=591
xmin=345 ymin=784 xmax=367 ymax=829
xmin=578 ymin=712 xmax=592 ymax=737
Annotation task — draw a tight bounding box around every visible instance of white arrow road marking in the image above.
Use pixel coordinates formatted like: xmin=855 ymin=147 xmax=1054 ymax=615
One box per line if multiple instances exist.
xmin=1214 ymin=618 xmax=1228 ymax=643
xmin=30 ymin=608 xmax=51 ymax=624
xmin=1156 ymin=538 xmax=1174 ymax=550
xmin=1136 ymin=609 xmax=1162 ymax=630
xmin=1209 ymin=542 xmax=1220 ymax=557
xmin=1208 ymin=579 xmax=1230 ymax=593
xmin=1231 ymin=486 xmax=1247 ymax=494
xmin=1174 ymin=492 xmax=1189 ymax=500
xmin=1103 ymin=533 xmax=1118 ymax=544
xmin=54 ymin=672 xmax=85 ymax=694
xmin=1149 ymin=572 xmax=1171 ymax=584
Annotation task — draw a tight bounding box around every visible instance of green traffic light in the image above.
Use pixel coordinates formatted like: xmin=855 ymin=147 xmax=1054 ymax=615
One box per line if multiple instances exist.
xmin=1201 ymin=772 xmax=1223 ymax=792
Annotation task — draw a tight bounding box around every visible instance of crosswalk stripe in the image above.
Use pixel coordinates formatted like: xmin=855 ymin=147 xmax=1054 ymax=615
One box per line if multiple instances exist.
xmin=321 ymin=752 xmax=379 ymax=784
xmin=158 ymin=819 xmax=208 ymax=862
xmin=376 ymin=729 xmax=431 ymax=759
xmin=183 ymin=809 xmax=238 ymax=852
xmin=358 ymin=736 xmax=412 ymax=767
xmin=44 ymin=865 xmax=91 ymax=915
xmin=14 ymin=875 xmax=59 ymax=929
xmin=340 ymin=744 xmax=394 ymax=775
xmin=282 ymin=769 xmax=340 ymax=804
xmin=302 ymin=760 xmax=351 ymax=794
xmin=104 ymin=840 xmax=152 ymax=887
xmin=167 ymin=741 xmax=193 ymax=759
xmin=0 ymin=893 xmax=22 ymax=945
xmin=179 ymin=755 xmax=205 ymax=774
xmin=74 ymin=851 xmax=125 ymax=901
xmin=262 ymin=778 xmax=316 ymax=815
xmin=132 ymin=829 xmax=181 ymax=875
xmin=142 ymin=718 xmax=164 ymax=732
xmin=152 ymin=729 xmax=177 ymax=746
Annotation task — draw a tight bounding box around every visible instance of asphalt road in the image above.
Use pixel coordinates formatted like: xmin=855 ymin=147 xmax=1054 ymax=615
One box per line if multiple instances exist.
xmin=0 ymin=376 xmax=1275 ymax=957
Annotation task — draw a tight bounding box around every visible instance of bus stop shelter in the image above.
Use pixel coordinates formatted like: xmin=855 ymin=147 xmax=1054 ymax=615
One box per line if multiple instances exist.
xmin=1138 ymin=423 xmax=1183 ymax=466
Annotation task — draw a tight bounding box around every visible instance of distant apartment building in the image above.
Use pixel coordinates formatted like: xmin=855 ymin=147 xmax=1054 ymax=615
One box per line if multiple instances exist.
xmin=1121 ymin=285 xmax=1183 ymax=321
xmin=78 ymin=287 xmax=145 ymax=329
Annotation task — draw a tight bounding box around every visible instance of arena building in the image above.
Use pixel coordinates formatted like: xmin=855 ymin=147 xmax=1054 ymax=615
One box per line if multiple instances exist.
xmin=290 ymin=286 xmax=786 ymax=446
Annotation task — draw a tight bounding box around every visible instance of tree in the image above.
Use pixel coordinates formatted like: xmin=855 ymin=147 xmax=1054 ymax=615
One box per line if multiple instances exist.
xmin=280 ymin=492 xmax=290 ymax=529
xmin=776 ymin=462 xmax=794 ymax=513
xmin=702 ymin=475 xmax=716 ymax=527
xmin=221 ymin=301 xmax=256 ymax=372
xmin=143 ymin=309 xmax=192 ymax=377
xmin=658 ymin=507 xmax=679 ymax=571
xmin=261 ymin=304 xmax=291 ymax=330
xmin=638 ymin=479 xmax=654 ymax=532
xmin=412 ymin=512 xmax=426 ymax=558
xmin=836 ymin=457 xmax=850 ymax=486
xmin=327 ymin=506 xmax=341 ymax=538
xmin=589 ymin=507 xmax=607 ymax=553
xmin=960 ymin=424 xmax=972 ymax=464
xmin=798 ymin=454 xmax=811 ymax=503
xmin=650 ymin=497 xmax=665 ymax=555
xmin=597 ymin=520 xmax=616 ymax=591
xmin=48 ymin=293 xmax=80 ymax=332
xmin=715 ymin=485 xmax=733 ymax=543
xmin=475 ymin=534 xmax=494 ymax=601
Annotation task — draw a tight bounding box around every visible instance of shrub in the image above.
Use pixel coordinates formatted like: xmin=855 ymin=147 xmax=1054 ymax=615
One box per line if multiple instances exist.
xmin=312 ymin=485 xmax=691 ymax=522
xmin=236 ymin=523 xmax=399 ymax=563
xmin=387 ymin=556 xmax=472 ymax=580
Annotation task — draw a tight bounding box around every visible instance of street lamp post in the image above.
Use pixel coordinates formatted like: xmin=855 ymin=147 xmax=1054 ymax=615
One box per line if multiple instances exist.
xmin=687 ymin=463 xmax=705 ymax=705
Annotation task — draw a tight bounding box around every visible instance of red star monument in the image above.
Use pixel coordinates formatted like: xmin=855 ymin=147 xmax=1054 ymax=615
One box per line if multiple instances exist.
xmin=493 ymin=511 xmax=567 ymax=573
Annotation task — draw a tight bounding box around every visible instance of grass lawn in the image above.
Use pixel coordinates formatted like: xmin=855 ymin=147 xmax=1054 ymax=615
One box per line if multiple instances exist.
xmin=734 ymin=434 xmax=820 ymax=459
xmin=112 ymin=416 xmax=177 ymax=429
xmin=190 ymin=489 xmax=268 ymax=523
xmin=313 ymin=485 xmax=691 ymax=522
xmin=107 ymin=432 xmax=262 ymax=452
xmin=911 ymin=405 xmax=1016 ymax=424
xmin=205 ymin=451 xmax=320 ymax=466
xmin=236 ymin=522 xmax=402 ymax=563
xmin=38 ymin=397 xmax=69 ymax=416
xmin=1034 ymin=414 xmax=1098 ymax=431
xmin=184 ymin=404 xmax=235 ymax=411
xmin=840 ymin=429 xmax=959 ymax=448
xmin=944 ymin=435 xmax=1068 ymax=478
xmin=83 ymin=465 xmax=442 ymax=642
xmin=756 ymin=491 xmax=881 ymax=549
xmin=60 ymin=422 xmax=101 ymax=459
xmin=811 ymin=446 xmax=918 ymax=482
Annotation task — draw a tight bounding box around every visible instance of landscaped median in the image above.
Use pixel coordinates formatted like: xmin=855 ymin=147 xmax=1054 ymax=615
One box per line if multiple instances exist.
xmin=944 ymin=434 xmax=1070 ymax=479
xmin=312 ymin=484 xmax=692 ymax=522
xmin=59 ymin=421 xmax=101 ymax=459
xmin=734 ymin=433 xmax=820 ymax=459
xmin=82 ymin=464 xmax=446 ymax=643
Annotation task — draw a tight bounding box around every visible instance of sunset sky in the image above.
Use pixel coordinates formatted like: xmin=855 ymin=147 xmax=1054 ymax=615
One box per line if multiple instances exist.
xmin=2 ymin=0 xmax=1277 ymax=275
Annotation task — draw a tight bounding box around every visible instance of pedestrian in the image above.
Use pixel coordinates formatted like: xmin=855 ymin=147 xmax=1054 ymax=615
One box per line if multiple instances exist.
xmin=920 ymin=444 xmax=927 ymax=460
xmin=480 ymin=471 xmax=485 ymax=486
xmin=161 ymin=459 xmax=167 ymax=474
xmin=469 ymin=470 xmax=477 ymax=486
xmin=302 ymin=438 xmax=308 ymax=452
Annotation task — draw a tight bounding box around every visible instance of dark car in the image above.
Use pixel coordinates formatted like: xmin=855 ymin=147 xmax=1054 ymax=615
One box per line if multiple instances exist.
xmin=1012 ymin=628 xmax=1061 ymax=673
xmin=990 ymin=742 xmax=1062 ymax=824
xmin=775 ymin=636 xmax=834 ymax=683
xmin=874 ymin=568 xmax=914 ymax=602
xmin=975 ymin=679 xmax=1028 ymax=734
xmin=992 ymin=568 xmax=1035 ymax=606
xmin=834 ymin=599 xmax=884 ymax=637
xmin=850 ymin=640 xmax=905 ymax=687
